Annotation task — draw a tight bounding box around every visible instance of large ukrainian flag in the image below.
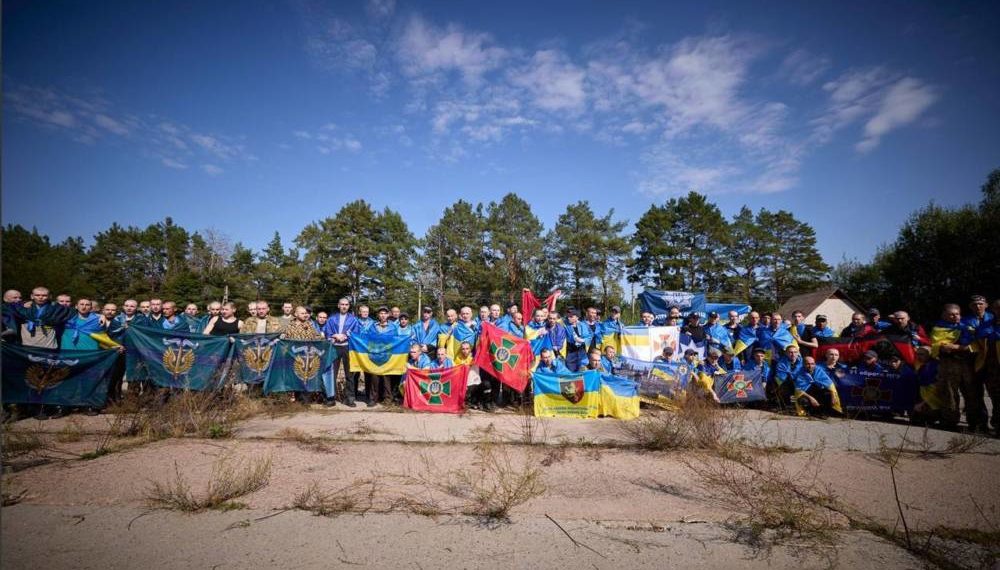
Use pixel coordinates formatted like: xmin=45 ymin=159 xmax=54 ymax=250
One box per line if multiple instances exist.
xmin=598 ymin=374 xmax=640 ymax=420
xmin=348 ymin=332 xmax=410 ymax=375
xmin=533 ymin=370 xmax=601 ymax=418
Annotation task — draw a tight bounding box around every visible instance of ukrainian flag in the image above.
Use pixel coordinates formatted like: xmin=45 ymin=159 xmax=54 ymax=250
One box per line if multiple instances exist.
xmin=525 ymin=325 xmax=553 ymax=355
xmin=733 ymin=327 xmax=758 ymax=355
xmin=348 ymin=332 xmax=410 ymax=375
xmin=533 ymin=370 xmax=601 ymax=418
xmin=598 ymin=374 xmax=640 ymax=420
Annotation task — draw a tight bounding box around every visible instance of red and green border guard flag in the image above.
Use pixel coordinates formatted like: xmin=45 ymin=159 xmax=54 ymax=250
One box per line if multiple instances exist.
xmin=404 ymin=366 xmax=469 ymax=413
xmin=475 ymin=322 xmax=534 ymax=392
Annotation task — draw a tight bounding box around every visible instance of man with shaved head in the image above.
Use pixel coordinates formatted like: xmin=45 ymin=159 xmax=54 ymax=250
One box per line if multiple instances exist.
xmin=14 ymin=287 xmax=74 ymax=349
xmin=2 ymin=289 xmax=22 ymax=342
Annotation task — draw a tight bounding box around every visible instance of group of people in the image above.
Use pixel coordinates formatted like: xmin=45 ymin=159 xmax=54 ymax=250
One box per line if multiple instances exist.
xmin=2 ymin=286 xmax=998 ymax=435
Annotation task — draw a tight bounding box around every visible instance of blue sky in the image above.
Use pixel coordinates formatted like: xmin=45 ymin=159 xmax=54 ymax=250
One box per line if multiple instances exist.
xmin=3 ymin=0 xmax=999 ymax=266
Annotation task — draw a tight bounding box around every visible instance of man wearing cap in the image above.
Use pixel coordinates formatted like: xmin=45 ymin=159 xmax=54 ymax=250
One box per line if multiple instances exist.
xmin=682 ymin=347 xmax=700 ymax=368
xmin=720 ymin=348 xmax=742 ymax=372
xmin=682 ymin=313 xmax=707 ymax=342
xmin=859 ymin=350 xmax=884 ymax=374
xmin=797 ymin=314 xmax=834 ymax=351
xmin=744 ymin=347 xmax=771 ymax=383
xmin=394 ymin=312 xmax=416 ymax=343
xmin=600 ymin=306 xmax=624 ymax=337
xmin=868 ymin=308 xmax=891 ymax=332
xmin=416 ymin=307 xmax=440 ymax=355
xmin=699 ymin=347 xmax=726 ymax=377
xmin=653 ymin=345 xmax=675 ymax=363
xmin=322 ymin=298 xmax=359 ymax=407
xmin=564 ymin=309 xmax=593 ymax=372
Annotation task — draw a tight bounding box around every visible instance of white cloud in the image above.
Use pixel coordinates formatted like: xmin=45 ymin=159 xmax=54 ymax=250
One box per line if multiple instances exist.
xmin=778 ymin=49 xmax=831 ymax=86
xmin=94 ymin=113 xmax=130 ymax=135
xmin=366 ymin=0 xmax=395 ymax=19
xmin=202 ymin=164 xmax=224 ymax=176
xmin=397 ymin=15 xmax=507 ymax=84
xmin=510 ymin=49 xmax=587 ymax=112
xmin=812 ymin=68 xmax=937 ymax=152
xmin=857 ymin=77 xmax=937 ymax=152
xmin=161 ymin=157 xmax=188 ymax=169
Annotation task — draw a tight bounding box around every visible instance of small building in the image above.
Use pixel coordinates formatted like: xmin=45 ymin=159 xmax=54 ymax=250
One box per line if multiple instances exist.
xmin=776 ymin=287 xmax=866 ymax=334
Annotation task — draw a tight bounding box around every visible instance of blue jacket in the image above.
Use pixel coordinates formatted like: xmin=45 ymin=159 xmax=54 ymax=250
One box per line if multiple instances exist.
xmin=415 ymin=318 xmax=440 ymax=346
xmin=793 ymin=366 xmax=834 ymax=393
xmin=564 ymin=320 xmax=593 ymax=352
xmin=323 ymin=312 xmax=359 ymax=345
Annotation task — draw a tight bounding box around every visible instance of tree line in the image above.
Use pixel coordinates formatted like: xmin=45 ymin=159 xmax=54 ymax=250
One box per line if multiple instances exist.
xmin=833 ymin=169 xmax=1000 ymax=323
xmin=7 ymin=170 xmax=992 ymax=323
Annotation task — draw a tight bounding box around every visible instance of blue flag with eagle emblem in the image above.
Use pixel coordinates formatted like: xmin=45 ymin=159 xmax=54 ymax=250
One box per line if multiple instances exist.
xmin=2 ymin=343 xmax=117 ymax=406
xmin=124 ymin=325 xmax=233 ymax=391
xmin=263 ymin=339 xmax=336 ymax=394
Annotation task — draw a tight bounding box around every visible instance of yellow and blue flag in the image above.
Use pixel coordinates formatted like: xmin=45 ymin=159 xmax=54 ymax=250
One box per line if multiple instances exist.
xmin=733 ymin=326 xmax=758 ymax=355
xmin=533 ymin=369 xmax=601 ymax=418
xmin=348 ymin=332 xmax=410 ymax=375
xmin=598 ymin=374 xmax=640 ymax=420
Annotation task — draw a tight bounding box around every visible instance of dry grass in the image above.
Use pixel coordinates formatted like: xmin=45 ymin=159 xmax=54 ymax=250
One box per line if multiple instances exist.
xmin=619 ymin=394 xmax=742 ymax=451
xmin=293 ymin=439 xmax=546 ymax=522
xmin=55 ymin=419 xmax=85 ymax=443
xmin=686 ymin=443 xmax=840 ymax=551
xmin=887 ymin=428 xmax=992 ymax=459
xmin=145 ymin=454 xmax=272 ymax=512
xmin=1 ymin=428 xmax=46 ymax=462
xmin=276 ymin=427 xmax=336 ymax=453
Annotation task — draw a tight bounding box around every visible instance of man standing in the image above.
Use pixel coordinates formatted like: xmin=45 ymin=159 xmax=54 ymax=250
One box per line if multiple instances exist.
xmin=416 ymin=307 xmax=439 ymax=355
xmin=886 ymin=311 xmax=929 ymax=346
xmin=546 ymin=310 xmax=568 ymax=358
xmin=772 ymin=345 xmax=803 ymax=409
xmin=56 ymin=293 xmax=72 ymax=308
xmin=61 ymin=299 xmax=103 ymax=350
xmin=868 ymin=308 xmax=891 ymax=332
xmin=240 ymin=301 xmax=284 ymax=334
xmin=138 ymin=300 xmax=151 ymax=317
xmin=322 ymin=298 xmax=358 ymax=407
xmin=564 ymin=309 xmax=593 ymax=372
xmin=279 ymin=302 xmax=294 ymax=328
xmin=637 ymin=310 xmax=655 ymax=327
xmin=583 ymin=307 xmax=603 ymax=351
xmin=840 ymin=312 xmax=874 ymax=339
xmin=158 ymin=302 xmax=190 ymax=331
xmin=964 ymin=295 xmax=994 ymax=431
xmin=2 ymin=289 xmax=23 ymax=342
xmin=15 ymin=287 xmax=73 ymax=349
xmin=931 ymin=303 xmax=979 ymax=431
xmin=394 ymin=312 xmax=416 ymax=343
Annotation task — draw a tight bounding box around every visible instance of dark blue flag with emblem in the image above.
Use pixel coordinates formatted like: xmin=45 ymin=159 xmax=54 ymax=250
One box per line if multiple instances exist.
xmin=124 ymin=325 xmax=233 ymax=390
xmin=832 ymin=368 xmax=913 ymax=414
xmin=2 ymin=343 xmax=117 ymax=406
xmin=712 ymin=368 xmax=765 ymax=404
xmin=264 ymin=339 xmax=336 ymax=394
xmin=234 ymin=333 xmax=282 ymax=384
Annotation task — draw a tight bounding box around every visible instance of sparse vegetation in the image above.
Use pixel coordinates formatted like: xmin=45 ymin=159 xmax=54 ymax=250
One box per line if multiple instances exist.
xmin=619 ymin=395 xmax=742 ymax=451
xmin=276 ymin=427 xmax=336 ymax=453
xmin=145 ymin=454 xmax=272 ymax=512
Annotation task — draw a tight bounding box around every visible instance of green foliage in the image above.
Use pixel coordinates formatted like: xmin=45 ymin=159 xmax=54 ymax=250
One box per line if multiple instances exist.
xmin=295 ymin=200 xmax=416 ymax=308
xmin=546 ymin=201 xmax=630 ymax=310
xmin=485 ymin=193 xmax=545 ymax=303
xmin=417 ymin=200 xmax=495 ymax=313
xmin=836 ymin=168 xmax=1000 ymax=323
xmin=630 ymin=192 xmax=731 ymax=293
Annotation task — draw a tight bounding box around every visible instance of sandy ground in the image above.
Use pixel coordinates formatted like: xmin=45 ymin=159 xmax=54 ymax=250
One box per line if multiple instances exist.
xmin=3 ymin=407 xmax=999 ymax=569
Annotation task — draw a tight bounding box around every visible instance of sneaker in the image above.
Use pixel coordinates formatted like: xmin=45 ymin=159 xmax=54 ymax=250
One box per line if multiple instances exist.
xmin=323 ymin=399 xmax=336 ymax=407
